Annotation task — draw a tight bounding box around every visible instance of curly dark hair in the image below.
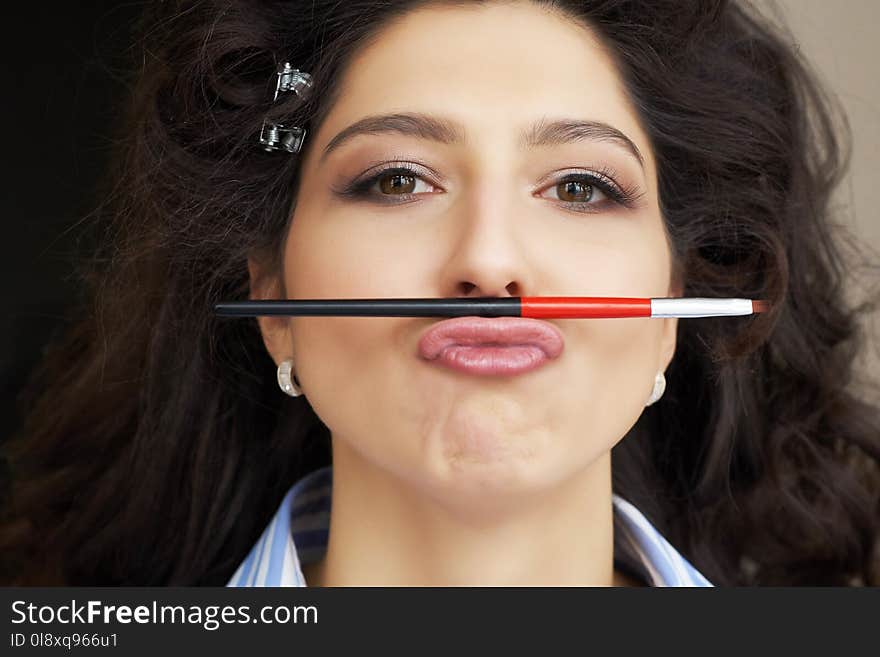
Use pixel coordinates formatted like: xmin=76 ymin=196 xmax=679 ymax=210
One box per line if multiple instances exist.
xmin=1 ymin=0 xmax=878 ymax=586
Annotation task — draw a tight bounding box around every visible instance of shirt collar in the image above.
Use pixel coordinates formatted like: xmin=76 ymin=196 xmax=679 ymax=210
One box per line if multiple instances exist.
xmin=226 ymin=466 xmax=713 ymax=587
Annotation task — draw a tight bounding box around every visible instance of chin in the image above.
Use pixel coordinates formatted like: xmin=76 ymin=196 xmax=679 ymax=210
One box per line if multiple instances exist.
xmin=422 ymin=447 xmax=568 ymax=515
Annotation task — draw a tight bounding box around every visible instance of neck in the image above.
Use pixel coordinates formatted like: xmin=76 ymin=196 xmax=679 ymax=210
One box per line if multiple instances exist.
xmin=302 ymin=438 xmax=626 ymax=586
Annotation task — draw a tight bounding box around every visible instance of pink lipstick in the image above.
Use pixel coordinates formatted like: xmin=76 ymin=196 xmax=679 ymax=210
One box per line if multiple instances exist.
xmin=417 ymin=316 xmax=564 ymax=376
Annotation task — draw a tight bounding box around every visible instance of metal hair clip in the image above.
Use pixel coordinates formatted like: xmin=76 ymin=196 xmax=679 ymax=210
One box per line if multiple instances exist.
xmin=258 ymin=62 xmax=313 ymax=154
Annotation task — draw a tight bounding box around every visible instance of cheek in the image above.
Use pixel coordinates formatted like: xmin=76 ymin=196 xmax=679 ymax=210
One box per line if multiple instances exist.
xmin=563 ymin=318 xmax=662 ymax=430
xmin=287 ymin=312 xmax=400 ymax=461
xmin=282 ymin=210 xmax=425 ymax=425
xmin=281 ymin=215 xmax=390 ymax=438
xmin=547 ymin=235 xmax=671 ymax=447
xmin=286 ymin=210 xmax=428 ymax=298
xmin=286 ymin=215 xmax=373 ymax=296
xmin=561 ymin=222 xmax=672 ymax=295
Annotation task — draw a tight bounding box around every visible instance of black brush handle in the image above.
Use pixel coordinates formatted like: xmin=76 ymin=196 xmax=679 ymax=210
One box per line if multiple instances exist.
xmin=213 ymin=298 xmax=523 ymax=317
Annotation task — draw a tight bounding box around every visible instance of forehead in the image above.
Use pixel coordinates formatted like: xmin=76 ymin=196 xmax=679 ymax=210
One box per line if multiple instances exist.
xmin=311 ymin=3 xmax=650 ymax=161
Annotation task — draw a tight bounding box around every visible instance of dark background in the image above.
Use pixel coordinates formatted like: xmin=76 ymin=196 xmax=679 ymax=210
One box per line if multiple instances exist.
xmin=1 ymin=3 xmax=143 ymax=444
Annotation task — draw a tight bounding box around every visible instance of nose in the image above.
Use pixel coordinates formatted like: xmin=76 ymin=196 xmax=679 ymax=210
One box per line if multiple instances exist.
xmin=439 ymin=182 xmax=533 ymax=299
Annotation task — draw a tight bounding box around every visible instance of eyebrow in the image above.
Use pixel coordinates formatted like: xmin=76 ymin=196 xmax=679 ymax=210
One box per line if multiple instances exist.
xmin=319 ymin=112 xmax=645 ymax=171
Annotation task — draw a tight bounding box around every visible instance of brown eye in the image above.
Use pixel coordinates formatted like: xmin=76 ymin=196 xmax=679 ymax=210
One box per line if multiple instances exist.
xmin=336 ymin=164 xmax=441 ymax=205
xmin=557 ymin=180 xmax=595 ymax=203
xmin=378 ymin=173 xmax=417 ymax=195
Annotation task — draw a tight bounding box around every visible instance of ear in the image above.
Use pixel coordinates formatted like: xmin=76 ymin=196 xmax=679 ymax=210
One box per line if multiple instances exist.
xmin=658 ymin=276 xmax=684 ymax=372
xmin=247 ymin=254 xmax=292 ymax=366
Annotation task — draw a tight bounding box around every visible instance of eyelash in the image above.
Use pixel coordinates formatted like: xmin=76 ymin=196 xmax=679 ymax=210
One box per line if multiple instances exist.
xmin=334 ymin=161 xmax=645 ymax=212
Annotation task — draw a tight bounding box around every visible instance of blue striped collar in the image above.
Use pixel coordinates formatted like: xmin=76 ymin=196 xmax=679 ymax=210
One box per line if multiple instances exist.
xmin=227 ymin=466 xmax=712 ymax=587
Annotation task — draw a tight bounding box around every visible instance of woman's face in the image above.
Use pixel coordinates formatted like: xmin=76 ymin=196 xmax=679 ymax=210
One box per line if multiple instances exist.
xmin=253 ymin=2 xmax=679 ymax=509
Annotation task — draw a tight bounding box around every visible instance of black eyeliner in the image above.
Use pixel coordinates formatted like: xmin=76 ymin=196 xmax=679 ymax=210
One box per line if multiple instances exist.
xmin=334 ymin=162 xmax=646 ymax=210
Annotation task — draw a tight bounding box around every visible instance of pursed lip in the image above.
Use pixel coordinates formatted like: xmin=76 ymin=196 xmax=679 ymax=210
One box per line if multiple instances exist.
xmin=417 ymin=316 xmax=565 ymax=364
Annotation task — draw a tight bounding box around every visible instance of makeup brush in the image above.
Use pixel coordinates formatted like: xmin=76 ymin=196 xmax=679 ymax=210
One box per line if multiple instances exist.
xmin=214 ymin=297 xmax=770 ymax=318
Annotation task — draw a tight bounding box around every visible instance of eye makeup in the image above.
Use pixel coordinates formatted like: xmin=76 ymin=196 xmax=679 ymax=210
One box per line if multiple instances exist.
xmin=536 ymin=163 xmax=645 ymax=211
xmin=330 ymin=158 xmax=646 ymax=213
